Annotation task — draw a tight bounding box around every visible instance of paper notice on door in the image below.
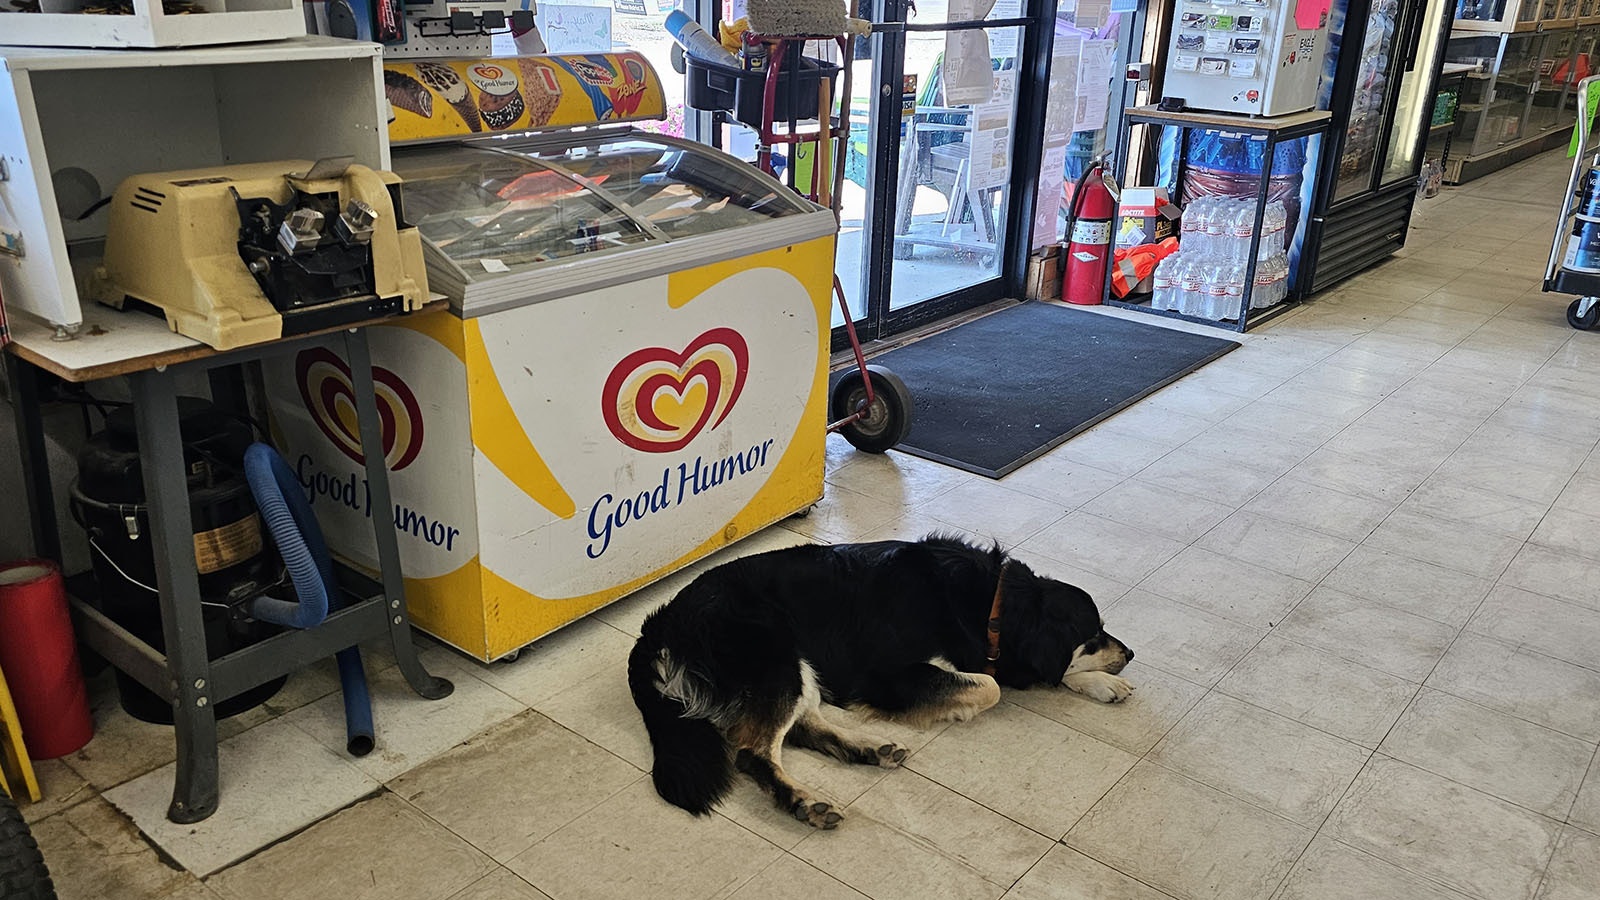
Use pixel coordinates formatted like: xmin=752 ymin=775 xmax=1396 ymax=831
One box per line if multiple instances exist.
xmin=1032 ymin=33 xmax=1082 ymax=248
xmin=946 ymin=0 xmax=999 ymax=105
xmin=967 ymin=68 xmax=1017 ymax=192
xmin=1075 ymin=0 xmax=1113 ymax=30
xmin=989 ymin=0 xmax=1022 ymax=58
xmin=1073 ymin=39 xmax=1116 ymax=132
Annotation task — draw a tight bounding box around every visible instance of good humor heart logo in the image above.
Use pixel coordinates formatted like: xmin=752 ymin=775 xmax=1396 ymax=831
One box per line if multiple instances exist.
xmin=602 ymin=327 xmax=749 ymax=453
xmin=295 ymin=347 xmax=425 ymax=471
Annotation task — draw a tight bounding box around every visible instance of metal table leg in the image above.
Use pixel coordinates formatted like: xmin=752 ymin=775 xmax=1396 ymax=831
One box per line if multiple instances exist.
xmin=7 ymin=354 xmax=62 ymax=563
xmin=342 ymin=330 xmax=452 ymax=701
xmin=129 ymin=367 xmax=220 ymax=824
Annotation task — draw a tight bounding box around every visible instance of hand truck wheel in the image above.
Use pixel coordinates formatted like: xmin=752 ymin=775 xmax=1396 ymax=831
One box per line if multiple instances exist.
xmin=1568 ymin=297 xmax=1600 ymax=330
xmin=0 ymin=792 xmax=57 ymax=900
xmin=831 ymin=364 xmax=914 ymax=454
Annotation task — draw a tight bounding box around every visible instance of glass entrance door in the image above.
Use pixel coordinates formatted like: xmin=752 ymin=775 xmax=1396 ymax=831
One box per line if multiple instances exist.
xmin=836 ymin=0 xmax=1037 ymax=341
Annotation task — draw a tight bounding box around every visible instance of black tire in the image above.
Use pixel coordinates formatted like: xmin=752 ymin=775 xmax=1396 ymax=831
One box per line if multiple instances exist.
xmin=0 ymin=793 xmax=56 ymax=900
xmin=1568 ymin=298 xmax=1600 ymax=330
xmin=831 ymin=364 xmax=914 ymax=454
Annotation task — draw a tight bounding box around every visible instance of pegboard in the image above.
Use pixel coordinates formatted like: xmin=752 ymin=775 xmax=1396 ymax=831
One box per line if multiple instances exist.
xmin=383 ymin=31 xmax=499 ymax=59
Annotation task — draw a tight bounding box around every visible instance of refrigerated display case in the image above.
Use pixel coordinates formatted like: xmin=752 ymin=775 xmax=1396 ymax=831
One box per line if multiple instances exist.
xmin=1299 ymin=0 xmax=1453 ymax=291
xmin=1442 ymin=25 xmax=1585 ymax=182
xmin=264 ymin=82 xmax=841 ymax=660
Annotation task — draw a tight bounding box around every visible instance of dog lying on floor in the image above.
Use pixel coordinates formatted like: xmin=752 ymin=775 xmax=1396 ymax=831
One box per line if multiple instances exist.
xmin=627 ymin=534 xmax=1134 ymax=828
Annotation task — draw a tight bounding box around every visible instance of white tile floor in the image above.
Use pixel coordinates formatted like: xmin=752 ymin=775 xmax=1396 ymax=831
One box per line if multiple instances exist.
xmin=25 ymin=148 xmax=1600 ymax=900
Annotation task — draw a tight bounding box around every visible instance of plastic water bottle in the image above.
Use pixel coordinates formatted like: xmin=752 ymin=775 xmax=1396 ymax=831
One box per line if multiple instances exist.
xmin=1227 ymin=203 xmax=1256 ymax=263
xmin=1180 ymin=257 xmax=1206 ymax=316
xmin=1259 ymin=201 xmax=1287 ymax=258
xmin=1152 ymin=255 xmax=1178 ymax=310
xmin=1202 ymin=260 xmax=1230 ymax=320
xmin=1223 ymin=263 xmax=1246 ymax=320
xmin=665 ymin=10 xmax=740 ymax=66
xmin=1180 ymin=199 xmax=1207 ymax=255
xmin=1271 ymin=253 xmax=1291 ymax=305
xmin=1203 ymin=202 xmax=1230 ymax=260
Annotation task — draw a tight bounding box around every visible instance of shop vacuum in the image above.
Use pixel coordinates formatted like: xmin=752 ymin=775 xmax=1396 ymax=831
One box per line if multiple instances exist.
xmin=71 ymin=398 xmax=287 ymax=723
xmin=69 ymin=398 xmax=374 ymax=755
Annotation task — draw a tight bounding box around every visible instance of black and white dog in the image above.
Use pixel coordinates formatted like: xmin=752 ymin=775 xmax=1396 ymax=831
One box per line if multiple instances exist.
xmin=627 ymin=534 xmax=1134 ymax=828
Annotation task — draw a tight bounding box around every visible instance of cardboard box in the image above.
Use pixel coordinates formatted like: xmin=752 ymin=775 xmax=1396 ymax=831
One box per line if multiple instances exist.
xmin=1026 ymin=245 xmax=1061 ymax=301
xmin=1116 ymin=187 xmax=1181 ymax=249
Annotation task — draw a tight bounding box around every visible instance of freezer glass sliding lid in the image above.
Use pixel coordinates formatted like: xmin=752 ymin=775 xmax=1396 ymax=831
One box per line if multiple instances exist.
xmin=392 ymin=131 xmax=818 ymax=284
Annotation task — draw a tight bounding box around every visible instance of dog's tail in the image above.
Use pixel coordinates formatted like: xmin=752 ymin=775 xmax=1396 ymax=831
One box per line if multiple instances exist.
xmin=627 ymin=636 xmax=733 ymax=815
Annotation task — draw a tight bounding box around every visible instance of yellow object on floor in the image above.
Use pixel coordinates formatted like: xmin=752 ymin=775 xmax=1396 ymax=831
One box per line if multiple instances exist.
xmin=0 ymin=664 xmax=41 ymax=803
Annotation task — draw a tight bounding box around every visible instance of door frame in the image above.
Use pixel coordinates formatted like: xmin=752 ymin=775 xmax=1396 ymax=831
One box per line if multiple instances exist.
xmin=832 ymin=0 xmax=1054 ymax=351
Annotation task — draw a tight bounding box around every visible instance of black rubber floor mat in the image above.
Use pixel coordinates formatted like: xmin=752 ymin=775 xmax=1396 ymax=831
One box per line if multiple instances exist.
xmin=841 ymin=303 xmax=1240 ymax=477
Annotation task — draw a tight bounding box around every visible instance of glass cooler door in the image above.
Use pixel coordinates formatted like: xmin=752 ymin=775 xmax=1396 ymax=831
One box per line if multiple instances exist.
xmin=1333 ymin=0 xmax=1404 ymax=205
xmin=495 ymin=132 xmax=815 ymax=239
xmin=393 ymin=132 xmax=817 ymax=288
xmin=393 ymin=144 xmax=658 ymax=280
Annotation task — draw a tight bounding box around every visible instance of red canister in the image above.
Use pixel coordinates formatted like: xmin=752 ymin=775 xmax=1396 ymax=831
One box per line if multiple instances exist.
xmin=0 ymin=559 xmax=94 ymax=759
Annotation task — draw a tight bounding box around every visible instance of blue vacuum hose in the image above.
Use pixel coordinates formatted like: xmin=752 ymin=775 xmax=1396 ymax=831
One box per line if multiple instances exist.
xmin=244 ymin=443 xmax=375 ymax=756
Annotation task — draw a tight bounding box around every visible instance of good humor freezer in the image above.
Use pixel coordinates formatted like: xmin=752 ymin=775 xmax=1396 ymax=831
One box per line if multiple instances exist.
xmin=266 ymin=98 xmax=839 ymax=660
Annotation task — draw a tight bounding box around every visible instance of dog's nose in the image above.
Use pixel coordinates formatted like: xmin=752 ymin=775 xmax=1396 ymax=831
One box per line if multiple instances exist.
xmin=1124 ymin=646 xmax=1134 ymax=662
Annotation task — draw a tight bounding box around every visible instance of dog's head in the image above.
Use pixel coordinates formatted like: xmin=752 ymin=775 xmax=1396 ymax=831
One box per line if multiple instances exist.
xmin=995 ymin=563 xmax=1133 ymax=688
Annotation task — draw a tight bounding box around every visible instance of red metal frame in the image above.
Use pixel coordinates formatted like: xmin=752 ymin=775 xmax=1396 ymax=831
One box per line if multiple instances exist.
xmin=740 ymin=32 xmax=876 ymax=430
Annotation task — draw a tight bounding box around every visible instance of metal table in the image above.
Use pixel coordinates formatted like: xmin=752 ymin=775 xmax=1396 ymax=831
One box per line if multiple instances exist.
xmin=1107 ymin=105 xmax=1333 ymax=332
xmin=4 ymin=304 xmax=453 ymax=824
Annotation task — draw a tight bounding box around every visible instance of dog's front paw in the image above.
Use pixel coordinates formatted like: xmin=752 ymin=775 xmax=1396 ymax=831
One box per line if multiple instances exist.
xmin=875 ymin=742 xmax=910 ymax=768
xmin=1066 ymin=671 xmax=1134 ymax=703
xmin=793 ymin=799 xmax=844 ymax=829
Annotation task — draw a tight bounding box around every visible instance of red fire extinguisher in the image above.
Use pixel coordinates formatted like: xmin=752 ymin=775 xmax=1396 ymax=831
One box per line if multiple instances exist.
xmin=1062 ymin=159 xmax=1120 ymax=306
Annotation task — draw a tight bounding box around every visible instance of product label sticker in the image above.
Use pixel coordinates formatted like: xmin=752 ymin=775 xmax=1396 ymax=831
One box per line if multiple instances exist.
xmin=1230 ymin=58 xmax=1258 ymax=78
xmin=1205 ymin=34 xmax=1231 ymax=53
xmin=1181 ymin=12 xmax=1207 ymax=27
xmin=193 ymin=515 xmax=264 ymax=575
xmin=1232 ymin=37 xmax=1261 ymax=53
xmin=1208 ymin=14 xmax=1235 ymax=29
xmin=1200 ymin=57 xmax=1230 ymax=76
xmin=1234 ymin=14 xmax=1265 ymax=32
xmin=1173 ymin=54 xmax=1200 ymax=71
xmin=1177 ymin=34 xmax=1205 ymax=51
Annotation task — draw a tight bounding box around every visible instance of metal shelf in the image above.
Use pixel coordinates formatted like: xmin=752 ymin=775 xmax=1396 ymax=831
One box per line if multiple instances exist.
xmin=1104 ymin=296 xmax=1300 ymax=331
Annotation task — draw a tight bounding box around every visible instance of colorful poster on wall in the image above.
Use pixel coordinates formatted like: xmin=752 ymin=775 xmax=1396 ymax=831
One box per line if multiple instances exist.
xmin=384 ymin=52 xmax=665 ymax=142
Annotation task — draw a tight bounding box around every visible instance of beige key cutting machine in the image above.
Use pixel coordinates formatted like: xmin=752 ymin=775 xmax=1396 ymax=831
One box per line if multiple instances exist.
xmin=90 ymin=159 xmax=429 ymax=351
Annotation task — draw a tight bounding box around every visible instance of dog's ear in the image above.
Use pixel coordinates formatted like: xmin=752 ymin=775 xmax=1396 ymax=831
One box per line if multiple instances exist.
xmin=996 ymin=567 xmax=1094 ymax=688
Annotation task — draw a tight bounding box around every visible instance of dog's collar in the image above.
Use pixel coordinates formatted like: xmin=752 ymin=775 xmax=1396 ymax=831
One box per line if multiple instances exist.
xmin=984 ymin=560 xmax=1011 ymax=677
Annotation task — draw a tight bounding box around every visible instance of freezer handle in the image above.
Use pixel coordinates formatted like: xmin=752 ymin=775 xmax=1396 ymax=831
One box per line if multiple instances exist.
xmin=1400 ymin=0 xmax=1428 ymax=73
xmin=1545 ymin=75 xmax=1600 ymax=286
